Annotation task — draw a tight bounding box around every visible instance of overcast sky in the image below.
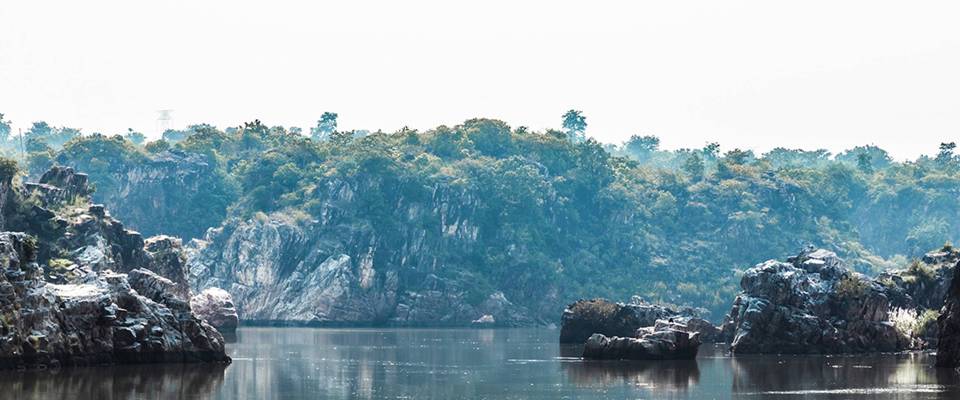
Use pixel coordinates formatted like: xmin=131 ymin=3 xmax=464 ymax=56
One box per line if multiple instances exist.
xmin=1 ymin=1 xmax=958 ymax=160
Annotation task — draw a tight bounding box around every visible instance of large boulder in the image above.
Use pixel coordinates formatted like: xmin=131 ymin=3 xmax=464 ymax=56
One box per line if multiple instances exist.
xmin=936 ymin=260 xmax=960 ymax=368
xmin=143 ymin=235 xmax=190 ymax=300
xmin=0 ymin=232 xmax=229 ymax=369
xmin=190 ymin=287 xmax=240 ymax=335
xmin=722 ymin=248 xmax=911 ymax=354
xmin=582 ymin=323 xmax=701 ymax=360
xmin=559 ymin=298 xmax=704 ymax=343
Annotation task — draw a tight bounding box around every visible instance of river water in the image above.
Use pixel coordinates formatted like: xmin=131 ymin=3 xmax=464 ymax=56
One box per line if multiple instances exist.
xmin=2 ymin=327 xmax=959 ymax=399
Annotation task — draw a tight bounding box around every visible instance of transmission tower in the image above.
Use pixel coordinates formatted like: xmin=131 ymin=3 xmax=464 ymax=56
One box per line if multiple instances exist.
xmin=156 ymin=109 xmax=174 ymax=135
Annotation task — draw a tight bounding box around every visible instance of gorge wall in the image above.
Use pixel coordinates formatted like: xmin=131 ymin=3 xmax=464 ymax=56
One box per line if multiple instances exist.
xmin=39 ymin=123 xmax=960 ymax=326
xmin=188 ymin=177 xmax=549 ymax=326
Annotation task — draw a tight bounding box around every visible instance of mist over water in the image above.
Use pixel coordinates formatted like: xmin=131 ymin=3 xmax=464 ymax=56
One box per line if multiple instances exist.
xmin=2 ymin=327 xmax=958 ymax=399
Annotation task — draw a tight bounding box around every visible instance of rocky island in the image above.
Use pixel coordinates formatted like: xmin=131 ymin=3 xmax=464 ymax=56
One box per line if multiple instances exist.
xmin=721 ymin=247 xmax=948 ymax=354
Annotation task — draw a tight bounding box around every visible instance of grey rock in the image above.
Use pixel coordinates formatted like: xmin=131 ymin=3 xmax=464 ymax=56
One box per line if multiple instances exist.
xmin=188 ymin=206 xmax=539 ymax=326
xmin=472 ymin=314 xmax=495 ymax=325
xmin=582 ymin=323 xmax=701 ymax=360
xmin=936 ymin=260 xmax=960 ymax=368
xmin=559 ymin=298 xmax=706 ymax=343
xmin=0 ymin=232 xmax=228 ymax=369
xmin=190 ymin=287 xmax=239 ymax=335
xmin=722 ymin=248 xmax=912 ymax=354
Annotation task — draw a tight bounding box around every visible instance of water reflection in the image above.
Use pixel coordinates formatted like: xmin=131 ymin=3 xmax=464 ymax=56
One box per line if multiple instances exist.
xmin=558 ymin=343 xmax=700 ymax=390
xmin=0 ymin=362 xmax=227 ymax=400
xmin=563 ymin=359 xmax=700 ymax=389
xmin=730 ymin=351 xmax=960 ymax=398
xmin=3 ymin=329 xmax=960 ymax=399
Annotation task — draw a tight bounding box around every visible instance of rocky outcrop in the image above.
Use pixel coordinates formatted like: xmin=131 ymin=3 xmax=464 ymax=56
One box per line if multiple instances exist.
xmin=23 ymin=166 xmax=92 ymax=208
xmin=936 ymin=259 xmax=960 ymax=368
xmin=0 ymin=165 xmax=229 ymax=369
xmin=471 ymin=314 xmax=495 ymax=325
xmin=53 ymin=150 xmax=231 ymax=240
xmin=0 ymin=232 xmax=228 ymax=369
xmin=581 ymin=323 xmax=702 ymax=360
xmin=188 ymin=190 xmax=546 ymax=326
xmin=38 ymin=166 xmax=92 ymax=201
xmin=559 ymin=298 xmax=705 ymax=343
xmin=190 ymin=288 xmax=239 ymax=335
xmin=143 ymin=235 xmax=190 ymax=300
xmin=880 ymin=246 xmax=957 ymax=311
xmin=722 ymin=248 xmax=912 ymax=354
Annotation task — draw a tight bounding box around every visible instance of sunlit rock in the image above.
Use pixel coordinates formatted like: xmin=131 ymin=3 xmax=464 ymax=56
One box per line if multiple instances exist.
xmin=582 ymin=325 xmax=701 ymax=360
xmin=191 ymin=287 xmax=239 ymax=335
xmin=722 ymin=248 xmax=912 ymax=354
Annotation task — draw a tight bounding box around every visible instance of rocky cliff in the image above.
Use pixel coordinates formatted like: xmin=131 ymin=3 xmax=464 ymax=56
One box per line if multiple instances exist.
xmin=936 ymin=258 xmax=960 ymax=368
xmin=0 ymin=165 xmax=229 ymax=368
xmin=721 ymin=248 xmax=924 ymax=354
xmin=188 ymin=177 xmax=550 ymax=326
xmin=52 ymin=150 xmax=234 ymax=240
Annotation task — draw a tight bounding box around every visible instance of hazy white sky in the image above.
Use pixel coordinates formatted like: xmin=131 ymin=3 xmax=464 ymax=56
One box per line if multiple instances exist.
xmin=1 ymin=0 xmax=958 ymax=159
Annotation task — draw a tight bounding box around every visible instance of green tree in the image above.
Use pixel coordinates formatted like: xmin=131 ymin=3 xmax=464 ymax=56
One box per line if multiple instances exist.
xmin=624 ymin=135 xmax=660 ymax=162
xmin=0 ymin=113 xmax=12 ymax=149
xmin=936 ymin=142 xmax=956 ymax=167
xmin=682 ymin=153 xmax=705 ymax=179
xmin=856 ymin=152 xmax=873 ymax=173
xmin=561 ymin=109 xmax=587 ymax=144
xmin=145 ymin=139 xmax=171 ymax=153
xmin=311 ymin=112 xmax=338 ymax=141
xmin=125 ymin=128 xmax=146 ymax=145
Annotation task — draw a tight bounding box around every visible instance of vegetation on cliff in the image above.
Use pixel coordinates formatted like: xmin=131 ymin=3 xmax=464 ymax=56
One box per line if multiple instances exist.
xmin=3 ymin=113 xmax=960 ymax=319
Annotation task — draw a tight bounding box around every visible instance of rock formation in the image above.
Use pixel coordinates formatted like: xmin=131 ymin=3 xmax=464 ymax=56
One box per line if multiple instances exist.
xmin=0 ymin=232 xmax=227 ymax=369
xmin=559 ymin=298 xmax=706 ymax=344
xmin=190 ymin=288 xmax=240 ymax=335
xmin=188 ymin=202 xmax=542 ymax=326
xmin=936 ymin=259 xmax=960 ymax=368
xmin=0 ymin=165 xmax=229 ymax=369
xmin=581 ymin=323 xmax=701 ymax=360
xmin=722 ymin=248 xmax=912 ymax=354
xmin=880 ymin=245 xmax=957 ymax=311
xmin=52 ymin=150 xmax=230 ymax=240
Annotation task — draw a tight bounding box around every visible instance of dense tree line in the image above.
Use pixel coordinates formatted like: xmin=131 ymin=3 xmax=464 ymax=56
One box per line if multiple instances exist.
xmin=1 ymin=112 xmax=958 ymax=318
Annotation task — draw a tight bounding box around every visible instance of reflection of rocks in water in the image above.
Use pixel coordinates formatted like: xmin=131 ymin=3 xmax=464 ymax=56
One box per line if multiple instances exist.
xmin=562 ymin=358 xmax=700 ymax=390
xmin=0 ymin=362 xmax=227 ymax=400
xmin=731 ymin=352 xmax=960 ymax=395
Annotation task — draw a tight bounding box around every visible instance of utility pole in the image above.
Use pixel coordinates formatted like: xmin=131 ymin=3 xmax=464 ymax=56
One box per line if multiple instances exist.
xmin=17 ymin=128 xmax=24 ymax=161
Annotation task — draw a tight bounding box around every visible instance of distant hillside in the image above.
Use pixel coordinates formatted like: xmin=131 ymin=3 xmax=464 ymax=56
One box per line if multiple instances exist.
xmin=13 ymin=117 xmax=960 ymax=321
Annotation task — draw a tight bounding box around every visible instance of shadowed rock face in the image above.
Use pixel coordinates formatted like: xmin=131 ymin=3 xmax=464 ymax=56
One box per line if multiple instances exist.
xmin=936 ymin=260 xmax=960 ymax=368
xmin=559 ymin=298 xmax=706 ymax=344
xmin=722 ymin=248 xmax=912 ymax=354
xmin=581 ymin=323 xmax=701 ymax=361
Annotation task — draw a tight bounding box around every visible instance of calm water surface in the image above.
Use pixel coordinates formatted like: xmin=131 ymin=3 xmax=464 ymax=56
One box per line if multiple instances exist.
xmin=3 ymin=327 xmax=960 ymax=399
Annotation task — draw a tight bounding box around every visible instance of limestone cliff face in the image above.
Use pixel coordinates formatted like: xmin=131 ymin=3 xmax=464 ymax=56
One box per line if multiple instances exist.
xmin=189 ymin=178 xmax=548 ymax=326
xmin=54 ymin=151 xmax=232 ymax=240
